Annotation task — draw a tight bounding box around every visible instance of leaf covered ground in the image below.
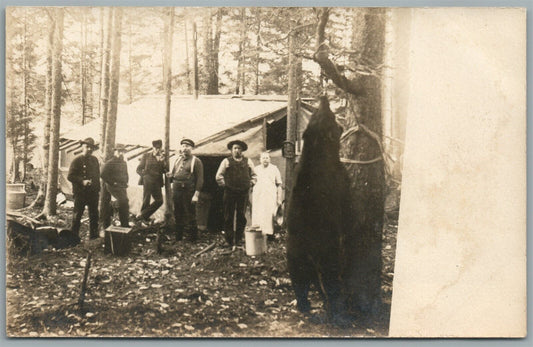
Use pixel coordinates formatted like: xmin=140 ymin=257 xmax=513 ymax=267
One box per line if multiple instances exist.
xmin=6 ymin=202 xmax=398 ymax=338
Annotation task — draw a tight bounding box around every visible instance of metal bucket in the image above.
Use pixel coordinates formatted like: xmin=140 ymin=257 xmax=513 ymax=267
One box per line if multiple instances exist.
xmin=7 ymin=184 xmax=26 ymax=211
xmin=245 ymin=226 xmax=265 ymax=256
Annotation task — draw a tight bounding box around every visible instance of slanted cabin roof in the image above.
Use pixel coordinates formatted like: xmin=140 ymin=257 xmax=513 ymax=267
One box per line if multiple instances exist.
xmin=60 ymin=95 xmax=316 ymax=159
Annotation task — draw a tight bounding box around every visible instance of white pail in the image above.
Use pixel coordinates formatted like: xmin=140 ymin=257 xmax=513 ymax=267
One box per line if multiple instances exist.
xmin=245 ymin=228 xmax=265 ymax=256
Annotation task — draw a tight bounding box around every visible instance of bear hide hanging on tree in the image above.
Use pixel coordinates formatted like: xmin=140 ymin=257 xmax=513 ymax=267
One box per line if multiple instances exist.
xmin=286 ymin=96 xmax=353 ymax=323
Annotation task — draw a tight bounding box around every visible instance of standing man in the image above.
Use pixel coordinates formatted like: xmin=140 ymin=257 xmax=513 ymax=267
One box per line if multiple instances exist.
xmin=68 ymin=137 xmax=101 ymax=240
xmin=101 ymin=144 xmax=130 ymax=229
xmin=166 ymin=138 xmax=204 ymax=241
xmin=136 ymin=139 xmax=166 ymax=224
xmin=216 ymin=140 xmax=257 ymax=248
xmin=252 ymin=152 xmax=283 ymax=241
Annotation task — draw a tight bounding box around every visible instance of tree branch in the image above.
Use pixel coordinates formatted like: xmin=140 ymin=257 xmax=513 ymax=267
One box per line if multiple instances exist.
xmin=313 ymin=8 xmax=365 ymax=96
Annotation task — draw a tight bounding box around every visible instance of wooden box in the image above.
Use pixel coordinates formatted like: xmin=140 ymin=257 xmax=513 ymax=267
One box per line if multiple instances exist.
xmin=104 ymin=226 xmax=132 ymax=256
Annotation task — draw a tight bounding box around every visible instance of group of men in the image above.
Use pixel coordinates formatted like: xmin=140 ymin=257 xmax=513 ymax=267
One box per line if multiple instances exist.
xmin=67 ymin=137 xmax=131 ymax=241
xmin=67 ymin=136 xmax=282 ymax=248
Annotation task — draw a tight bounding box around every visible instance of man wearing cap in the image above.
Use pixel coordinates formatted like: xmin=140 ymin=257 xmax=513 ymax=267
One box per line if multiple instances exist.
xmin=67 ymin=137 xmax=101 ymax=240
xmin=166 ymin=138 xmax=204 ymax=241
xmin=101 ymin=144 xmax=130 ymax=229
xmin=215 ymin=140 xmax=257 ymax=247
xmin=136 ymin=139 xmax=167 ymax=223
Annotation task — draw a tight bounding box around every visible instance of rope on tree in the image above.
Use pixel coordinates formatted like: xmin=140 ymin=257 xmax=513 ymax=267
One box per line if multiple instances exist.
xmin=339 ymin=123 xmax=394 ymax=181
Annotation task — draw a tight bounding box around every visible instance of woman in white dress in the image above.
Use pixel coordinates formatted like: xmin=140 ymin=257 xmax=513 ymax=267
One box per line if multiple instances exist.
xmin=252 ymin=152 xmax=282 ymax=239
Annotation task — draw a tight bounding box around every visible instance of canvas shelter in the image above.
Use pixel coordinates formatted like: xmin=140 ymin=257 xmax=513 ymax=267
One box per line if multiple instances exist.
xmin=59 ymin=95 xmax=315 ymax=229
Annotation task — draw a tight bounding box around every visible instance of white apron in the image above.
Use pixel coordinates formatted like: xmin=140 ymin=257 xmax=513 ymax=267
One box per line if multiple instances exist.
xmin=251 ymin=164 xmax=282 ymax=235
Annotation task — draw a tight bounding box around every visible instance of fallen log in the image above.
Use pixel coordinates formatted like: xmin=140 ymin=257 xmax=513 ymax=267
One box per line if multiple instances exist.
xmin=194 ymin=242 xmax=216 ymax=257
xmin=6 ymin=211 xmax=42 ymax=227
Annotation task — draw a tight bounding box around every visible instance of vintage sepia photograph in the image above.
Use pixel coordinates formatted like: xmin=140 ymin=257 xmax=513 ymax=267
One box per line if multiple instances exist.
xmin=4 ymin=6 xmax=526 ymax=338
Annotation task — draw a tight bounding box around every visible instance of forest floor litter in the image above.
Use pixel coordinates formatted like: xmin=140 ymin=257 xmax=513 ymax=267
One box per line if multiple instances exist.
xmin=6 ymin=200 xmax=397 ymax=338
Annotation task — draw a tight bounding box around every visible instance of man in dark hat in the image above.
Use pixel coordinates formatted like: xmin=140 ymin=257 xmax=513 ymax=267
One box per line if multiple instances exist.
xmin=101 ymin=144 xmax=130 ymax=229
xmin=166 ymin=138 xmax=204 ymax=241
xmin=67 ymin=137 xmax=101 ymax=240
xmin=215 ymin=139 xmax=257 ymax=248
xmin=136 ymin=139 xmax=166 ymax=224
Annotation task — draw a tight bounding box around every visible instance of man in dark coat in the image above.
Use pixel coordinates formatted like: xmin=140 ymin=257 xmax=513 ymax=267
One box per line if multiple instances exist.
xmin=215 ymin=140 xmax=257 ymax=248
xmin=101 ymin=144 xmax=130 ymax=229
xmin=166 ymin=138 xmax=204 ymax=241
xmin=136 ymin=139 xmax=166 ymax=223
xmin=67 ymin=137 xmax=101 ymax=240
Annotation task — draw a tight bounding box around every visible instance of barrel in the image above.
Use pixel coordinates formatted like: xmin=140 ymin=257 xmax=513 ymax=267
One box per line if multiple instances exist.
xmin=6 ymin=184 xmax=26 ymax=211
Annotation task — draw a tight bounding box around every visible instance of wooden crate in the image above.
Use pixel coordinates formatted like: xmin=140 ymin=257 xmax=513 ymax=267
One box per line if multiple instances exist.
xmin=104 ymin=226 xmax=132 ymax=256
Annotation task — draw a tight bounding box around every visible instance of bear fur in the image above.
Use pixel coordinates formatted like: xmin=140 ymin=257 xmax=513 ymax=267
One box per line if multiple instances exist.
xmin=286 ymin=96 xmax=353 ymax=322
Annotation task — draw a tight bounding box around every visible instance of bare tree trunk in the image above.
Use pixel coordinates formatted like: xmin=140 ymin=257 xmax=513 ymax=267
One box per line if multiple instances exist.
xmin=99 ymin=7 xmax=123 ymax=225
xmin=21 ymin=11 xmax=28 ymax=182
xmin=11 ymin=148 xmax=19 ymax=184
xmin=128 ymin=21 xmax=133 ymax=104
xmin=163 ymin=7 xmax=175 ymax=240
xmin=99 ymin=8 xmax=112 ymax=151
xmin=184 ymin=20 xmax=191 ymax=94
xmin=43 ymin=8 xmax=64 ymax=217
xmin=314 ymin=8 xmax=387 ymax=317
xmin=206 ymin=8 xmax=222 ymax=95
xmin=284 ymin=22 xmax=298 ymax=214
xmin=254 ymin=8 xmax=261 ymax=95
xmin=204 ymin=9 xmax=213 ymax=94
xmin=192 ymin=22 xmax=198 ymax=99
xmin=213 ymin=9 xmax=222 ymax=91
xmin=103 ymin=7 xmax=123 ymax=161
xmin=97 ymin=7 xmax=104 ymax=117
xmin=85 ymin=14 xmax=93 ymax=121
xmin=80 ymin=9 xmax=87 ymax=125
xmin=235 ymin=8 xmax=246 ymax=94
xmin=32 ymin=13 xmax=54 ymax=207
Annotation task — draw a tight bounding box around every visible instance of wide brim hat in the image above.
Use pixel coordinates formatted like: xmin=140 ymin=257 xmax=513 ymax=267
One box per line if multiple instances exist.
xmin=79 ymin=137 xmax=98 ymax=149
xmin=152 ymin=139 xmax=163 ymax=148
xmin=180 ymin=138 xmax=195 ymax=147
xmin=227 ymin=140 xmax=248 ymax=151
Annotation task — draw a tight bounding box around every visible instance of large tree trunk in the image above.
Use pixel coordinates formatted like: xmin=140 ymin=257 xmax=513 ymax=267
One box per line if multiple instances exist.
xmin=314 ymin=8 xmax=387 ymax=316
xmin=43 ymin=8 xmax=64 ymax=217
xmin=163 ymin=7 xmax=175 ymax=236
xmin=31 ymin=14 xmax=54 ymax=207
xmin=344 ymin=8 xmax=387 ymax=316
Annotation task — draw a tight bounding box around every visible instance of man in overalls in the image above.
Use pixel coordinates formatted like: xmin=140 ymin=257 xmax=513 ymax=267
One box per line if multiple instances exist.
xmin=167 ymin=138 xmax=204 ymax=241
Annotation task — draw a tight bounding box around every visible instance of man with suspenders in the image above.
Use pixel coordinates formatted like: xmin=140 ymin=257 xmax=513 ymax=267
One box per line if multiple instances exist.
xmin=167 ymin=138 xmax=204 ymax=241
